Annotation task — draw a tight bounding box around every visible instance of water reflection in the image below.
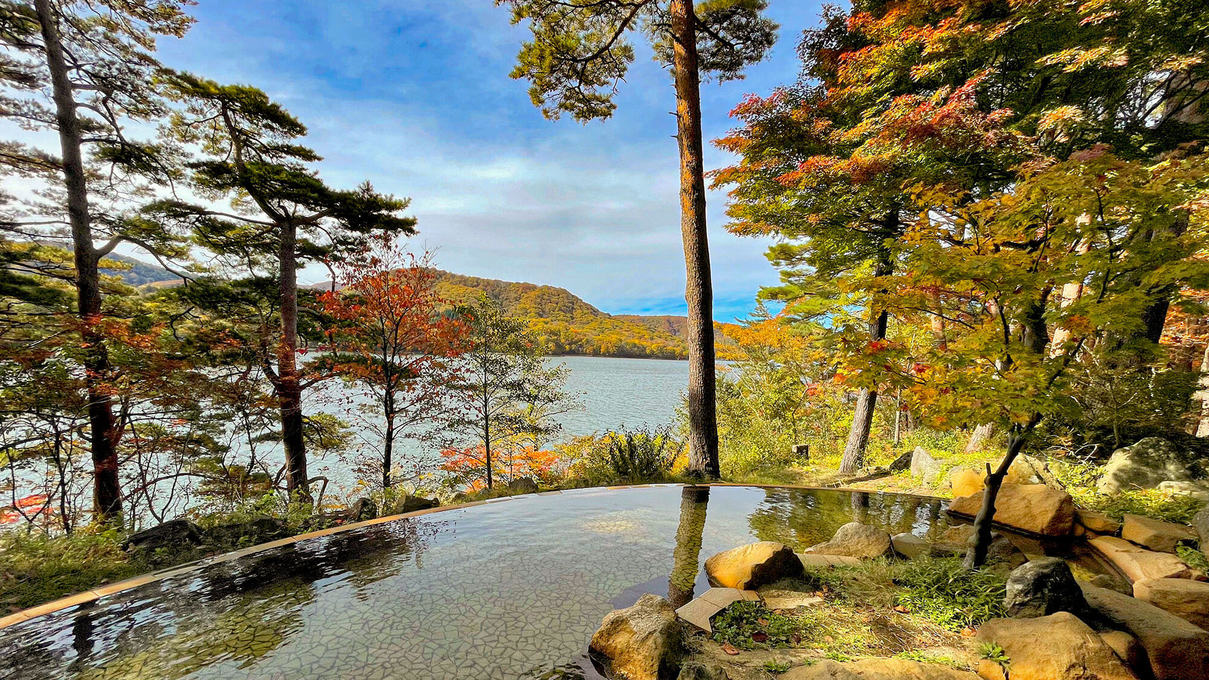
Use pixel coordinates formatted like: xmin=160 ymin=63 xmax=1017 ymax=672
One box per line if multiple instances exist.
xmin=668 ymin=486 xmax=710 ymax=608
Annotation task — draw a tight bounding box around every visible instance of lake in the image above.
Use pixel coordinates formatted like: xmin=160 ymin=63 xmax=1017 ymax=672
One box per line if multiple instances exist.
xmin=553 ymin=356 xmax=689 ymax=435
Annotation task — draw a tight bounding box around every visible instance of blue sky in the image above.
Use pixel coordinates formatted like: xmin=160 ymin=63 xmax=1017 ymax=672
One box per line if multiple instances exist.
xmin=156 ymin=1 xmax=825 ymax=321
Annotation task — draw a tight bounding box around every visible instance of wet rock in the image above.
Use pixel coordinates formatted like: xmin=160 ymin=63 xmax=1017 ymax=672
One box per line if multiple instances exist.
xmin=1004 ymin=558 xmax=1089 ymax=618
xmin=704 ymin=542 xmax=805 ymax=590
xmin=1081 ymin=583 xmax=1209 ymax=680
xmin=400 ymin=494 xmax=439 ymax=512
xmin=976 ymin=612 xmax=1137 ymax=680
xmin=1121 ymin=514 xmax=1197 ymax=553
xmin=783 ymin=658 xmax=979 ymax=679
xmin=947 ymin=484 xmax=1075 ymax=536
xmin=891 ymin=532 xmax=955 ymax=560
xmin=1077 ymin=510 xmax=1122 ymax=535
xmin=910 ymin=447 xmax=943 ymax=485
xmin=1088 ymin=536 xmax=1193 ymax=583
xmin=804 ymin=522 xmax=893 ymax=560
xmin=1157 ymin=480 xmax=1209 ymax=501
xmin=677 ymin=661 xmax=728 ymax=680
xmin=506 ymin=477 xmax=539 ymax=495
xmin=590 ymin=594 xmax=683 ymax=680
xmin=1097 ymin=437 xmax=1200 ymax=494
xmin=206 ymin=517 xmax=289 ymax=545
xmin=122 ymin=519 xmax=203 ymax=551
xmin=1133 ymin=578 xmax=1209 ymax=629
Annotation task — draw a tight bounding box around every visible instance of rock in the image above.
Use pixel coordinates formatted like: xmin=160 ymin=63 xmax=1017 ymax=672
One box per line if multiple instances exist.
xmin=910 ymin=447 xmax=943 ymax=485
xmin=205 ymin=517 xmax=289 ymax=546
xmin=345 ymin=497 xmax=377 ymax=523
xmin=1157 ymin=480 xmax=1209 ymax=501
xmin=1088 ymin=536 xmax=1193 ymax=582
xmin=1121 ymin=514 xmax=1197 ymax=553
xmin=1078 ymin=510 xmax=1122 ymax=535
xmin=783 ymin=658 xmax=979 ymax=679
xmin=976 ymin=612 xmax=1138 ymax=680
xmin=1089 ymin=573 xmax=1134 ymax=595
xmin=758 ymin=587 xmax=823 ymax=611
xmin=803 ymin=522 xmax=893 ymax=559
xmin=675 ymin=588 xmax=759 ymax=632
xmin=400 ymin=494 xmax=439 ymax=512
xmin=506 ymin=477 xmax=539 ymax=494
xmin=677 ymin=662 xmax=728 ymax=680
xmin=888 ymin=450 xmax=913 ymax=473
xmin=947 ymin=484 xmax=1075 ymax=536
xmin=1004 ymin=558 xmax=1089 ymax=618
xmin=891 ymin=532 xmax=956 ymax=560
xmin=934 ymin=525 xmax=1025 ymax=567
xmin=950 ymin=468 xmax=985 ymax=499
xmin=589 ymin=594 xmax=683 ymax=680
xmin=1082 ymin=583 xmax=1209 ymax=680
xmin=950 ymin=459 xmax=1046 ymax=499
xmin=797 ymin=553 xmax=861 ymax=569
xmin=1097 ymin=630 xmax=1147 ymax=679
xmin=704 ymin=542 xmax=805 ymax=590
xmin=122 ymin=519 xmax=204 ymax=551
xmin=1098 ymin=437 xmax=1199 ymax=494
xmin=1133 ymin=578 xmax=1209 ymax=629
xmin=1195 ymin=505 xmax=1209 ymax=545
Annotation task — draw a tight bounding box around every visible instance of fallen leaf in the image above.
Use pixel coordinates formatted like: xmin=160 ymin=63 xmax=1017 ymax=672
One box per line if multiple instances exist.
xmin=757 ymin=618 xmax=769 ymax=626
xmin=961 ymin=627 xmax=977 ymax=638
xmin=751 ymin=632 xmax=768 ymax=643
xmin=721 ymin=643 xmax=740 ymax=656
xmin=893 ymin=605 xmax=910 ymax=614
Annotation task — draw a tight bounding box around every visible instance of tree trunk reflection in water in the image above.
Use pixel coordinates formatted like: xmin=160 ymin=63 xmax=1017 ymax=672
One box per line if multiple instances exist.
xmin=849 ymin=491 xmax=869 ymax=524
xmin=668 ymin=486 xmax=710 ymax=608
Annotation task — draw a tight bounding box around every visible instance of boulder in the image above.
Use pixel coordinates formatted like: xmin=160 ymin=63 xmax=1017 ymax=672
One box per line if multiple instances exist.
xmin=947 ymin=484 xmax=1075 ymax=536
xmin=910 ymin=447 xmax=943 ymax=485
xmin=783 ymin=658 xmax=978 ymax=679
xmin=1195 ymin=504 xmax=1209 ymax=546
xmin=1098 ymin=437 xmax=1199 ymax=494
xmin=888 ymin=450 xmax=913 ymax=473
xmin=950 ymin=468 xmax=985 ymax=499
xmin=1089 ymin=573 xmax=1134 ymax=596
xmin=345 ymin=497 xmax=377 ymax=523
xmin=677 ymin=662 xmax=729 ymax=680
xmin=704 ymin=542 xmax=805 ymax=590
xmin=1004 ymin=558 xmax=1089 ymax=618
xmin=1122 ymin=514 xmax=1197 ymax=553
xmin=1157 ymin=480 xmax=1209 ymax=502
xmin=891 ymin=533 xmax=958 ymax=560
xmin=122 ymin=519 xmax=203 ymax=552
xmin=1081 ymin=583 xmax=1209 ymax=680
xmin=1088 ymin=536 xmax=1193 ymax=583
xmin=934 ymin=525 xmax=1026 ymax=567
xmin=803 ymin=522 xmax=893 ymax=559
xmin=1133 ymin=578 xmax=1209 ymax=629
xmin=400 ymin=494 xmax=439 ymax=512
xmin=1097 ymin=630 xmax=1147 ymax=679
xmin=1078 ymin=510 xmax=1122 ymax=535
xmin=589 ymin=594 xmax=683 ymax=680
xmin=976 ymin=612 xmax=1138 ymax=680
xmin=506 ymin=477 xmax=539 ymax=495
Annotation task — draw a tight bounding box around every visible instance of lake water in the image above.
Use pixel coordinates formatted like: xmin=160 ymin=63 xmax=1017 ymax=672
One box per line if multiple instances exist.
xmin=553 ymin=356 xmax=689 ymax=435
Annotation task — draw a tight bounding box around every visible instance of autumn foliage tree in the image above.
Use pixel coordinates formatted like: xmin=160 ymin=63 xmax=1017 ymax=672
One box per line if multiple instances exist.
xmin=319 ymin=240 xmax=469 ymax=490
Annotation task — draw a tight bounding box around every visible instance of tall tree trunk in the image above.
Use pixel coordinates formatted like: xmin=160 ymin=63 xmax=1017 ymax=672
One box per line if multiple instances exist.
xmin=1194 ymin=343 xmax=1209 ymax=437
xmin=670 ymin=0 xmax=719 ymax=480
xmin=277 ymin=220 xmax=309 ymax=501
xmin=382 ymin=417 xmax=394 ymax=489
xmin=839 ymin=308 xmax=889 ymax=474
xmin=36 ymin=0 xmax=122 ymax=521
xmin=668 ymin=485 xmax=709 ymax=608
xmin=483 ymin=382 xmax=493 ymax=489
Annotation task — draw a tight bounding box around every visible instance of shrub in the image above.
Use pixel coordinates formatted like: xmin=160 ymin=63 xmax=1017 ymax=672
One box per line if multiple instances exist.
xmin=711 ymin=601 xmax=806 ymax=650
xmin=892 ymin=557 xmax=1007 ymax=631
xmin=566 ymin=426 xmax=681 ymax=484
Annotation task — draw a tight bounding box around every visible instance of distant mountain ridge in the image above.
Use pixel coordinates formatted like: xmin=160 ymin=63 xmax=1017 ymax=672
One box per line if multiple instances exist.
xmin=109 ymin=257 xmax=732 ymax=360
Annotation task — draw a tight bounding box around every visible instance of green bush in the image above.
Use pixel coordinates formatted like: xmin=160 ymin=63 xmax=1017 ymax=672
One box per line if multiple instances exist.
xmin=711 ymin=600 xmax=806 ymax=650
xmin=0 ymin=528 xmax=142 ymax=611
xmin=567 ymin=426 xmax=681 ymax=484
xmin=892 ymin=557 xmax=1007 ymax=631
xmin=1051 ymin=458 xmax=1205 ymax=523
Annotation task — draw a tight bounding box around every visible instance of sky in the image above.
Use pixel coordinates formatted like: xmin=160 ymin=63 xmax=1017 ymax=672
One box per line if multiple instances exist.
xmin=154 ymin=1 xmax=826 ymax=322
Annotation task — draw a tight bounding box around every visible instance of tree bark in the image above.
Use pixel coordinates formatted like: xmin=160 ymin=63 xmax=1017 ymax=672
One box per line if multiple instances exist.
xmin=670 ymin=0 xmax=719 ymax=479
xmin=35 ymin=0 xmax=122 ymax=521
xmin=964 ymin=423 xmax=1032 ymax=569
xmin=964 ymin=423 xmax=993 ymax=453
xmin=382 ymin=416 xmax=394 ymax=489
xmin=277 ymin=220 xmax=309 ymax=501
xmin=839 ymin=308 xmax=888 ymax=474
xmin=484 ymin=379 xmax=493 ymax=489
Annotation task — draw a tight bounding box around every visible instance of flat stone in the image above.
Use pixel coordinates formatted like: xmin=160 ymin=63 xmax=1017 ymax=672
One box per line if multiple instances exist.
xmin=803 ymin=522 xmax=893 ymax=559
xmin=1133 ymin=578 xmax=1209 ymax=629
xmin=758 ymin=587 xmax=823 ymax=611
xmin=1098 ymin=630 xmax=1147 ymax=679
xmin=784 ymin=658 xmax=979 ymax=679
xmin=699 ymin=587 xmax=760 ymax=607
xmin=1078 ymin=509 xmax=1122 ymax=535
xmin=1081 ymin=584 xmax=1209 ymax=680
xmin=1088 ymin=536 xmax=1193 ymax=583
xmin=892 ymin=532 xmax=937 ymax=559
xmin=947 ymin=484 xmax=1075 ymax=536
xmin=796 ymin=553 xmax=860 ymax=569
xmin=1121 ymin=514 xmax=1197 ymax=553
xmin=977 ymin=612 xmax=1137 ymax=680
xmin=704 ymin=542 xmax=805 ymax=590
xmin=677 ymin=588 xmax=761 ymax=631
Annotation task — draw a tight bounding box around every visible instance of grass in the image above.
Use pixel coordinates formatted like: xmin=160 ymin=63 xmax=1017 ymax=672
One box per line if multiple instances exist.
xmin=712 ymin=601 xmax=808 ymax=651
xmin=891 ymin=558 xmax=1008 ymax=631
xmin=1177 ymin=545 xmax=1209 ymax=571
xmin=0 ymin=528 xmax=143 ymax=612
xmin=978 ymin=641 xmax=1011 ymax=669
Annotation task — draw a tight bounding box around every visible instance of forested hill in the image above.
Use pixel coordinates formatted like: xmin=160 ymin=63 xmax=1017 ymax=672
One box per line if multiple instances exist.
xmin=432 ymin=271 xmax=703 ymax=359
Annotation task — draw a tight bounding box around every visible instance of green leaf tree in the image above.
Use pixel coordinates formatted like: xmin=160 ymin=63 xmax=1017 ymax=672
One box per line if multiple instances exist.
xmin=496 ymin=0 xmax=777 ymax=478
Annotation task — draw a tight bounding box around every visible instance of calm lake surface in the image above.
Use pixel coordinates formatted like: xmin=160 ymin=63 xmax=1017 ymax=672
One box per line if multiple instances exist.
xmin=0 ymin=486 xmax=957 ymax=680
xmin=554 ymin=356 xmax=689 ymax=435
